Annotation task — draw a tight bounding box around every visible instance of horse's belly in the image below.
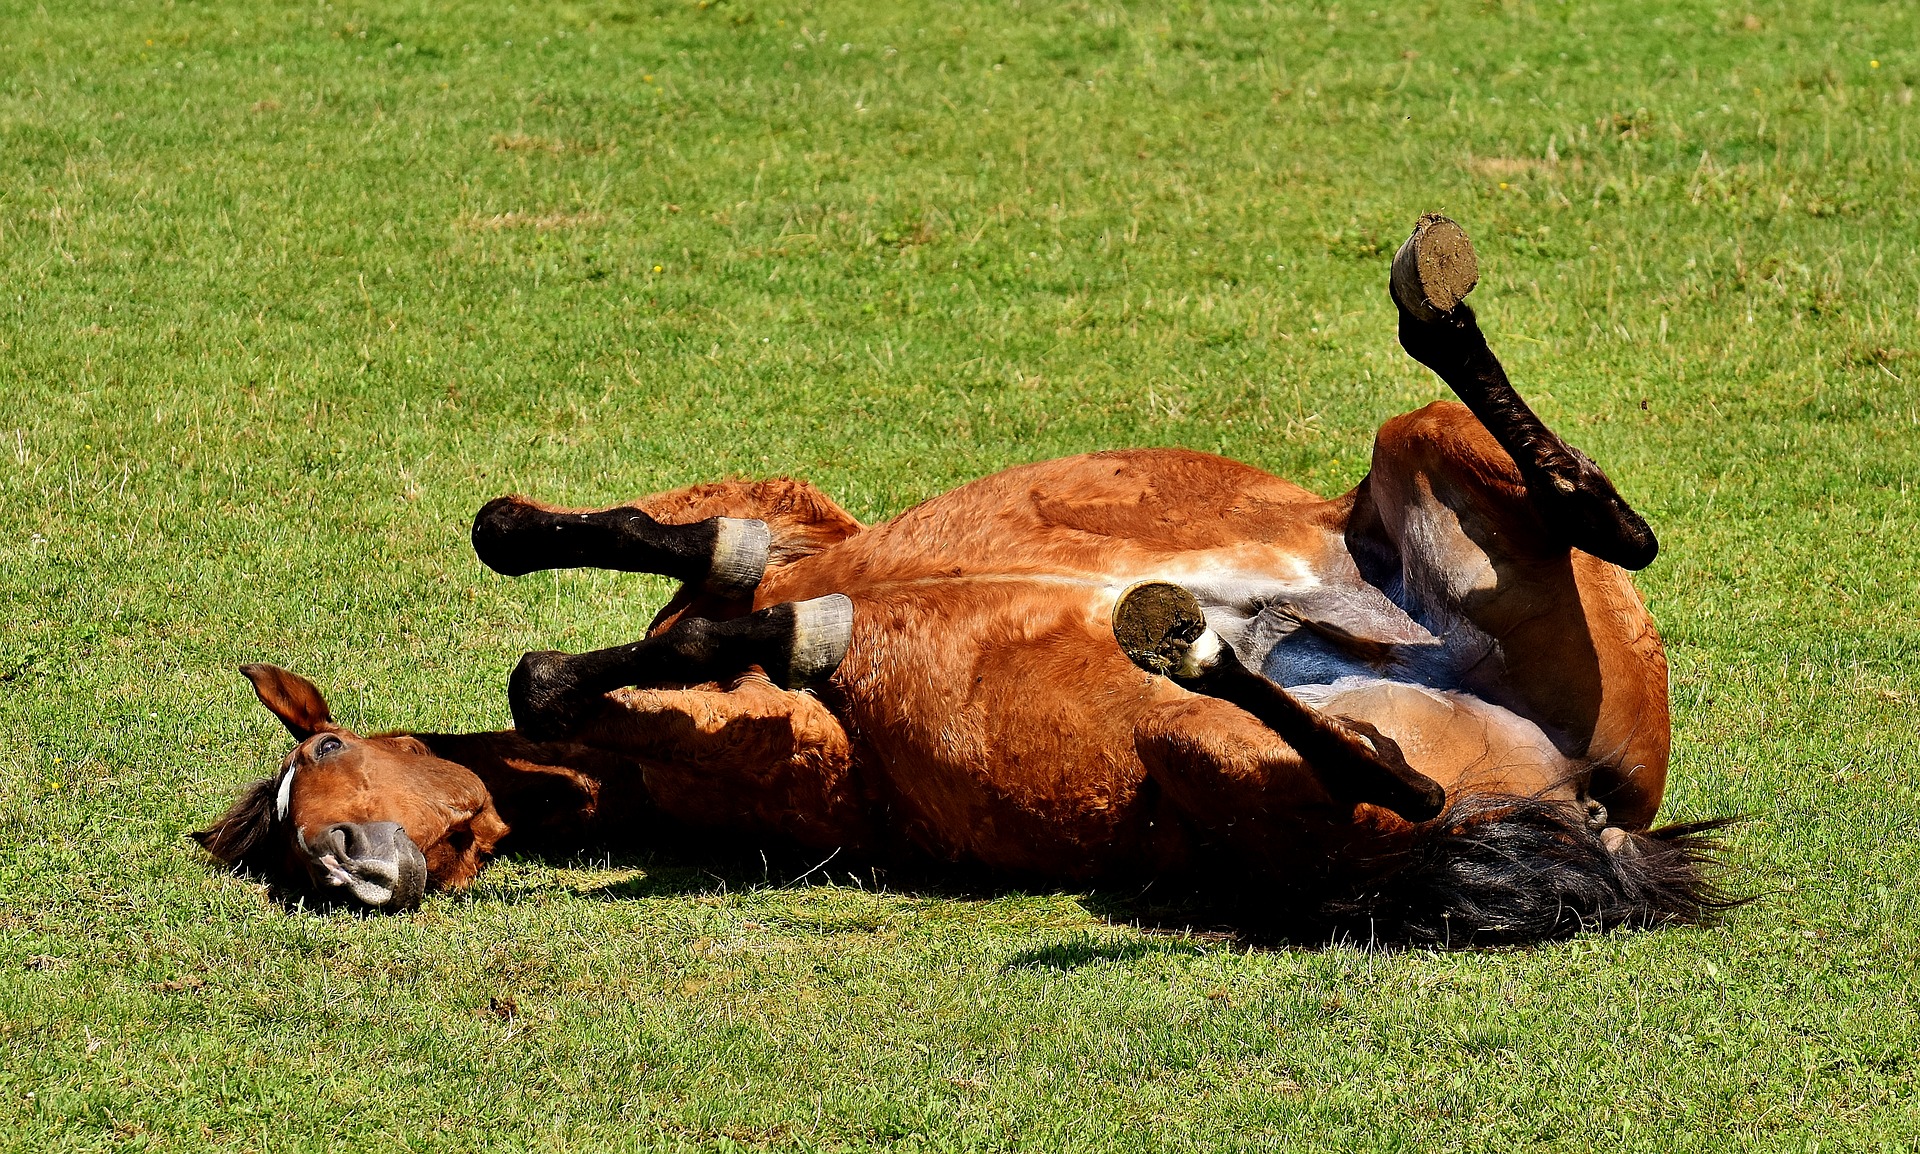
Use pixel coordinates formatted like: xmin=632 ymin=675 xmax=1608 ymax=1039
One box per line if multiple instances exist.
xmin=819 ymin=580 xmax=1172 ymax=875
xmin=748 ymin=450 xmax=1363 ymax=872
xmin=785 ymin=563 xmax=1355 ymax=875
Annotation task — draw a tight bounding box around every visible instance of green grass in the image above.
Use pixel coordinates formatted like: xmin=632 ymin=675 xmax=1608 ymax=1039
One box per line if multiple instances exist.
xmin=2 ymin=0 xmax=1917 ymax=1148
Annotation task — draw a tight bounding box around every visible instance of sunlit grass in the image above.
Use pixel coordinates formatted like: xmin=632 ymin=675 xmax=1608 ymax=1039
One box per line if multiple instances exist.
xmin=2 ymin=0 xmax=1917 ymax=1148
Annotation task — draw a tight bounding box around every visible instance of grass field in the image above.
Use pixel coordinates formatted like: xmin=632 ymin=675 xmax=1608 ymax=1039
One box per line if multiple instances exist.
xmin=3 ymin=0 xmax=1918 ymax=1148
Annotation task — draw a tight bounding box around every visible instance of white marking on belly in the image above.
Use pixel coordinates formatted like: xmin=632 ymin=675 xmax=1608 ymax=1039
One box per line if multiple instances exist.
xmin=836 ymin=563 xmax=1327 ymax=613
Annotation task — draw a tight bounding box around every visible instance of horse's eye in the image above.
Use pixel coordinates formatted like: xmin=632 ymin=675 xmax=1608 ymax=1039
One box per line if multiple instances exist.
xmin=313 ymin=735 xmax=345 ymax=758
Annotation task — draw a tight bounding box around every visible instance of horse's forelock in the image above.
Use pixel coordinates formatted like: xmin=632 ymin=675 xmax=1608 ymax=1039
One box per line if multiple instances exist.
xmin=191 ymin=776 xmax=284 ymax=873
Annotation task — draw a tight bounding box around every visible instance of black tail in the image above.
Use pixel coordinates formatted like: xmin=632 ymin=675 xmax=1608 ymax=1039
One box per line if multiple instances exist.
xmin=1323 ymin=794 xmax=1743 ymax=947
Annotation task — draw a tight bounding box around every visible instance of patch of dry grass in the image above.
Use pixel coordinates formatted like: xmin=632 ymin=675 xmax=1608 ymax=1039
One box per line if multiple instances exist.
xmin=457 ymin=209 xmax=608 ymax=232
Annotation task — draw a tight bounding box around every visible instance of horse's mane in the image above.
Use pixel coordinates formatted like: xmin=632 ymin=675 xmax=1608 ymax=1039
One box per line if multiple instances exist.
xmin=1323 ymin=792 xmax=1744 ymax=947
xmin=190 ymin=777 xmax=283 ymax=876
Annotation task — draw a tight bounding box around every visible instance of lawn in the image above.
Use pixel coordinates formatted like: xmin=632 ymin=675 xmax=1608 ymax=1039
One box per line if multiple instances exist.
xmin=2 ymin=0 xmax=1917 ymax=1148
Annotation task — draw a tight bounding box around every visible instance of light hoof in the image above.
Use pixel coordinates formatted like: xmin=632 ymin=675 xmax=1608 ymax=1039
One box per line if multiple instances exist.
xmin=706 ymin=517 xmax=771 ymax=598
xmin=1113 ymin=581 xmax=1220 ymax=679
xmin=1390 ymin=213 xmax=1479 ymax=323
xmin=1600 ymin=826 xmax=1641 ymax=858
xmin=784 ymin=593 xmax=854 ymax=688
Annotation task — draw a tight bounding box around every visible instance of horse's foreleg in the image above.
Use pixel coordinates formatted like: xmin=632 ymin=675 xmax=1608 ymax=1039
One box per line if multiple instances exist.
xmin=1116 ymin=581 xmax=1444 ymax=823
xmin=510 ymin=595 xmax=854 ymax=741
xmin=571 ymin=678 xmax=870 ymax=851
xmin=1390 ymin=214 xmax=1657 ymax=570
xmin=471 ymin=496 xmax=771 ymax=596
xmin=471 ymin=479 xmax=866 ymax=595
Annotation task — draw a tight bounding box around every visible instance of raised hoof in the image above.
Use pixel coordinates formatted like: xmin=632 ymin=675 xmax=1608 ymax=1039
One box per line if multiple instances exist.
xmin=509 ymin=650 xmax=588 ymax=742
xmin=1113 ymin=581 xmax=1219 ymax=680
xmin=782 ymin=593 xmax=855 ymax=688
xmin=471 ymin=496 xmax=549 ymax=577
xmin=706 ymin=518 xmax=771 ymax=599
xmin=1390 ymin=213 xmax=1480 ymax=323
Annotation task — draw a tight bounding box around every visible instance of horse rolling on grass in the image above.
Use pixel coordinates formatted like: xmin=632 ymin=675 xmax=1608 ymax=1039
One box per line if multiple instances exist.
xmin=196 ymin=215 xmax=1738 ymax=944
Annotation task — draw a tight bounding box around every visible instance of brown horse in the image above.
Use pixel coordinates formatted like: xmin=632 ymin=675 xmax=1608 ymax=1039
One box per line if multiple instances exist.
xmin=196 ymin=216 xmax=1732 ymax=942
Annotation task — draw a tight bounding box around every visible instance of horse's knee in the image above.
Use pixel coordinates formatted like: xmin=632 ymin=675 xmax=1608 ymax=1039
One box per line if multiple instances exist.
xmin=1373 ymin=402 xmax=1527 ymax=499
xmin=1362 ymin=402 xmax=1548 ymax=567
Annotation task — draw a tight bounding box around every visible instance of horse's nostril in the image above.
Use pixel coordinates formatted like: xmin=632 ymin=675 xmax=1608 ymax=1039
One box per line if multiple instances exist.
xmin=325 ymin=821 xmax=404 ymax=862
xmin=324 ymin=824 xmax=353 ymax=857
xmin=307 ymin=822 xmax=427 ymax=910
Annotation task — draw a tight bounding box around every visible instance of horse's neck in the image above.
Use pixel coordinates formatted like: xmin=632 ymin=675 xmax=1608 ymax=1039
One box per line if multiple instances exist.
xmin=408 ymin=729 xmax=639 ymax=841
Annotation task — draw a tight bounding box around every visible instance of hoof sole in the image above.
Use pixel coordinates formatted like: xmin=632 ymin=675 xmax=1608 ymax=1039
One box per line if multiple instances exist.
xmin=1391 ymin=213 xmax=1479 ymax=322
xmin=1113 ymin=581 xmax=1211 ymax=678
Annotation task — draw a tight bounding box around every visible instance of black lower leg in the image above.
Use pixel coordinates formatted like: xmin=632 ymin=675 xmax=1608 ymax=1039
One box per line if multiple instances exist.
xmin=1113 ymin=582 xmax=1445 ymax=822
xmin=1391 ymin=216 xmax=1658 ymax=570
xmin=510 ymin=594 xmax=854 ymax=740
xmin=472 ymin=497 xmax=770 ymax=596
xmin=1187 ymin=648 xmax=1445 ymax=822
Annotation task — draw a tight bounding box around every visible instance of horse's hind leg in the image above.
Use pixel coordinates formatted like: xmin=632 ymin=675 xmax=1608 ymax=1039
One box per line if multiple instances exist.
xmin=510 ymin=594 xmax=855 ymax=741
xmin=1114 ymin=581 xmax=1444 ymax=823
xmin=1391 ymin=214 xmax=1657 ymax=570
xmin=472 ymin=478 xmax=865 ymax=596
xmin=1354 ymin=402 xmax=1670 ymax=828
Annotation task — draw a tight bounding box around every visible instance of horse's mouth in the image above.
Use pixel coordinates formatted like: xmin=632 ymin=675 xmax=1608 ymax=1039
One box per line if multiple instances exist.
xmin=301 ymin=821 xmax=429 ymax=911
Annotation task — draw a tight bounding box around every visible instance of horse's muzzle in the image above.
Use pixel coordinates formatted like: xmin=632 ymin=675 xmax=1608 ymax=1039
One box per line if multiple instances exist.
xmin=303 ymin=821 xmax=428 ymax=911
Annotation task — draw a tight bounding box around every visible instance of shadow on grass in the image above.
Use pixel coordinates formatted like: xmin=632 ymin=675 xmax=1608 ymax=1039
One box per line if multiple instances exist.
xmin=451 ymin=835 xmax=1319 ymax=950
xmin=218 ymin=809 xmax=1743 ymax=954
xmin=1002 ymin=934 xmax=1211 ymax=971
xmin=250 ymin=824 xmax=1323 ymax=950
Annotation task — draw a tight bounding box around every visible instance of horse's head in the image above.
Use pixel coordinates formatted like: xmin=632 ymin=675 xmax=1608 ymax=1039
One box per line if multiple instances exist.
xmin=193 ymin=665 xmax=510 ymax=911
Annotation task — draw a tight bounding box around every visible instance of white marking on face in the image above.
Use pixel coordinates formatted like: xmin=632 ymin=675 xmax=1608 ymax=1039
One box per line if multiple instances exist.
xmin=275 ymin=764 xmax=296 ymax=823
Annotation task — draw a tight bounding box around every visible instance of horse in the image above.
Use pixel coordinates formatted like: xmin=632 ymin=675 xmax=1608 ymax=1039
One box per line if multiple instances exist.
xmin=195 ymin=215 xmax=1734 ymax=943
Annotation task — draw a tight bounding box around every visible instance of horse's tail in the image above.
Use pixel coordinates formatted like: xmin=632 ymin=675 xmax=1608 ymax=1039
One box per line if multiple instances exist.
xmin=1322 ymin=793 xmax=1743 ymax=947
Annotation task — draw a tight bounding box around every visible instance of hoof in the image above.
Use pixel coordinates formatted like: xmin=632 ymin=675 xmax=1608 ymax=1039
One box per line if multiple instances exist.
xmin=471 ymin=497 xmax=547 ymax=577
xmin=782 ymin=593 xmax=854 ymax=688
xmin=706 ymin=518 xmax=771 ymax=598
xmin=1112 ymin=581 xmax=1220 ymax=679
xmin=1390 ymin=213 xmax=1479 ymax=323
xmin=509 ymin=650 xmax=587 ymax=742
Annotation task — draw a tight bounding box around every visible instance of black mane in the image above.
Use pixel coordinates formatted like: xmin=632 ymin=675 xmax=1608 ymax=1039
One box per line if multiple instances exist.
xmin=190 ymin=776 xmax=285 ymax=878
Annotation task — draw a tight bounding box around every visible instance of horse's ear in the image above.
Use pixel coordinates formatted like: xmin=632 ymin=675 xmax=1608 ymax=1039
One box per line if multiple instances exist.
xmin=239 ymin=664 xmax=336 ymax=740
